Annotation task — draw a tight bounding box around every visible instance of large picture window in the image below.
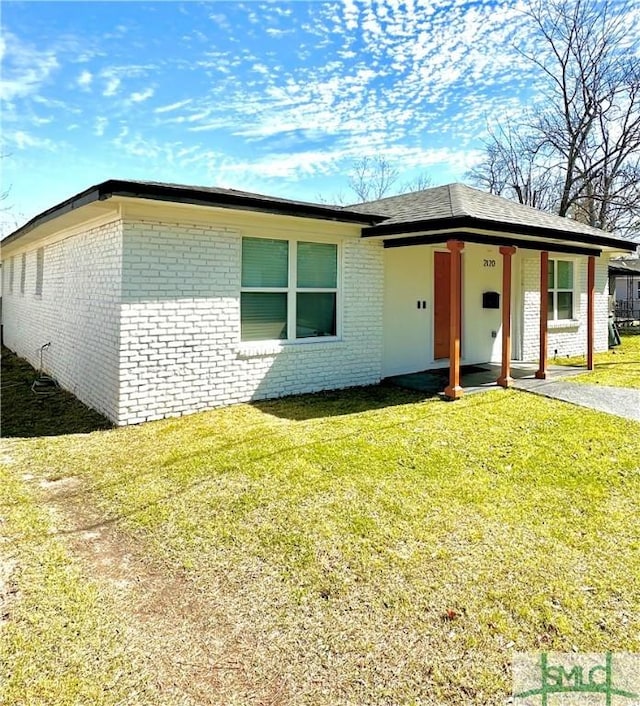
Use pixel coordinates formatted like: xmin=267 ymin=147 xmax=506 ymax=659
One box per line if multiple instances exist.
xmin=241 ymin=237 xmax=338 ymax=342
xmin=548 ymin=259 xmax=574 ymax=321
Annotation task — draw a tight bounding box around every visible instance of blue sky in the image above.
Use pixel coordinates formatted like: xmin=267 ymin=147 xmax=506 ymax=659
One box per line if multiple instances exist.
xmin=2 ymin=0 xmax=638 ymax=234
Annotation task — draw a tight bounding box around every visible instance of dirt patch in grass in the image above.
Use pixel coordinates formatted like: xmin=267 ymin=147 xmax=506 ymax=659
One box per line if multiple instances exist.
xmin=0 ymin=554 xmax=19 ymax=623
xmin=31 ymin=471 xmax=289 ymax=705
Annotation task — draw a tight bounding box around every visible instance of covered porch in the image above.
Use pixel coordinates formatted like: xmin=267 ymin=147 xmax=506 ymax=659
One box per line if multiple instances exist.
xmin=352 ymin=184 xmax=637 ymax=401
xmin=379 ymin=238 xmax=601 ymax=400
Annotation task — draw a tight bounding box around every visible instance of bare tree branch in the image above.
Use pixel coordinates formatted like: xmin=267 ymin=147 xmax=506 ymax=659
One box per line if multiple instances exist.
xmin=468 ymin=0 xmax=640 ymax=238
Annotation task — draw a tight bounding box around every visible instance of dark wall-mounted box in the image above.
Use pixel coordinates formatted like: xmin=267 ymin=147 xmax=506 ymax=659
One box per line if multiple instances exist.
xmin=482 ymin=291 xmax=500 ymax=309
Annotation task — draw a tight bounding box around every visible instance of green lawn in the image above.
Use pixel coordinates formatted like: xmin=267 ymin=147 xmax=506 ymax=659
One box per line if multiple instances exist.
xmin=553 ymin=332 xmax=640 ymax=388
xmin=1 ymin=350 xmax=639 ymax=705
xmin=0 ymin=467 xmax=159 ymax=706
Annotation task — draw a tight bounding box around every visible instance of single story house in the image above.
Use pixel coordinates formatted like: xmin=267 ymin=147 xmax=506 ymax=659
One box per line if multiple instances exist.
xmin=609 ymin=257 xmax=640 ymax=324
xmin=1 ymin=179 xmax=635 ymax=425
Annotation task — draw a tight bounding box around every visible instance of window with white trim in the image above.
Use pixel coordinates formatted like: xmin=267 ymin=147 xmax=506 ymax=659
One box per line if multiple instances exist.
xmin=548 ymin=259 xmax=574 ymax=321
xmin=8 ymin=257 xmax=14 ymax=294
xmin=19 ymin=253 xmax=26 ymax=295
xmin=241 ymin=237 xmax=338 ymax=342
xmin=35 ymin=248 xmax=44 ymax=296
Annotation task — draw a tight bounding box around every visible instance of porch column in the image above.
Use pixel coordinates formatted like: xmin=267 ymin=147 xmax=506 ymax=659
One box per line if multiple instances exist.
xmin=444 ymin=239 xmax=464 ymax=400
xmin=497 ymin=246 xmax=516 ymax=388
xmin=587 ymin=255 xmax=596 ymax=370
xmin=535 ymin=251 xmax=549 ymax=380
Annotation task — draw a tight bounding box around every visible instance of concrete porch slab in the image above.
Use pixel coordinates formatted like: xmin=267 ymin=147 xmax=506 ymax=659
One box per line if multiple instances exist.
xmin=386 ymin=362 xmax=587 ymax=396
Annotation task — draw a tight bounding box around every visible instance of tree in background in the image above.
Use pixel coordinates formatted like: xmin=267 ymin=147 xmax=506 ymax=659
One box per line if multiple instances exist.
xmin=322 ymin=155 xmax=433 ymax=205
xmin=468 ymin=0 xmax=640 ymax=237
xmin=348 ymin=156 xmax=400 ymax=202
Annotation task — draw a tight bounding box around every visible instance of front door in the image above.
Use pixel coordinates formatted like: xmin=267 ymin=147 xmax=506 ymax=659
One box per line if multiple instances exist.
xmin=433 ymin=251 xmax=450 ymax=359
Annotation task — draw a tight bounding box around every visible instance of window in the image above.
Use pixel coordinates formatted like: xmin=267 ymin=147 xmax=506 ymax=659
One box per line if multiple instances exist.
xmin=19 ymin=253 xmax=26 ymax=295
xmin=241 ymin=237 xmax=338 ymax=342
xmin=637 ymin=280 xmax=640 ymax=300
xmin=35 ymin=248 xmax=44 ymax=296
xmin=8 ymin=257 xmax=14 ymax=294
xmin=548 ymin=259 xmax=574 ymax=320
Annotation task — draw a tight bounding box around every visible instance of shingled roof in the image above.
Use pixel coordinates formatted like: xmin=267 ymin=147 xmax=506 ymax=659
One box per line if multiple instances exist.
xmin=349 ymin=183 xmax=636 ymax=251
xmin=609 ymin=257 xmax=640 ymax=275
xmin=3 ymin=179 xmax=636 ymax=254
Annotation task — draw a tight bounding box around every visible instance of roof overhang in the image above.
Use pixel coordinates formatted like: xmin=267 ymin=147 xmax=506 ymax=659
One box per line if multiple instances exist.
xmin=609 ymin=260 xmax=640 ymax=276
xmin=362 ymin=215 xmax=637 ymax=256
xmin=1 ymin=179 xmax=385 ymax=251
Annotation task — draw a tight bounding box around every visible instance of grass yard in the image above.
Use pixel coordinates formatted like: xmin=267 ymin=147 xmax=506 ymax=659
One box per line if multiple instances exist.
xmin=1 ymin=349 xmax=639 ymax=705
xmin=553 ymin=332 xmax=640 ymax=388
xmin=0 ymin=467 xmax=160 ymax=706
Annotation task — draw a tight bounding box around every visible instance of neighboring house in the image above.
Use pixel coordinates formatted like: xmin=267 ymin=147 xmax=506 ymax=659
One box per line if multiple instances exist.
xmin=609 ymin=257 xmax=640 ymax=324
xmin=1 ymin=179 xmax=635 ymax=425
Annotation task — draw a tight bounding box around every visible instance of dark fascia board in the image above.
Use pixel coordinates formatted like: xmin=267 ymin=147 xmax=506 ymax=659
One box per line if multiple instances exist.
xmin=1 ymin=183 xmax=105 ymax=248
xmin=2 ymin=179 xmax=385 ymax=248
xmin=103 ymin=181 xmax=385 ymax=224
xmin=383 ymin=231 xmax=602 ymax=257
xmin=609 ymin=261 xmax=640 ymax=275
xmin=364 ymin=215 xmax=637 ymax=252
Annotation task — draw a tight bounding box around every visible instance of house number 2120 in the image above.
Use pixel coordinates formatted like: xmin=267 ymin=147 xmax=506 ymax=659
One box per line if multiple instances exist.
xmin=483 ymin=259 xmax=496 ymax=267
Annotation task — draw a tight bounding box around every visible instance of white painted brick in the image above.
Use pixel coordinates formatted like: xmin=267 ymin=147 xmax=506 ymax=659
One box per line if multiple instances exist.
xmin=2 ymin=219 xmax=122 ymax=421
xmin=520 ymin=255 xmax=609 ymax=361
xmin=4 ymin=209 xmax=606 ymax=429
xmin=114 ymin=218 xmax=384 ymax=425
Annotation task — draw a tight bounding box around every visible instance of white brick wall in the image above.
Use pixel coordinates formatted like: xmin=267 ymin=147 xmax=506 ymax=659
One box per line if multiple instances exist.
xmin=117 ymin=218 xmax=384 ymax=425
xmin=2 ymin=219 xmax=123 ymax=421
xmin=2 ymin=204 xmax=612 ymax=428
xmin=520 ymin=254 xmax=609 ymax=361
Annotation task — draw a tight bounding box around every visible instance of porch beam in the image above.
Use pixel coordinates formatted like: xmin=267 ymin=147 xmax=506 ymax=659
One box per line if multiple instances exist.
xmin=444 ymin=239 xmax=464 ymax=400
xmin=535 ymin=251 xmax=549 ymax=380
xmin=363 ymin=215 xmax=629 ymax=252
xmin=497 ymin=246 xmax=517 ymax=388
xmin=587 ymin=255 xmax=595 ymax=370
xmin=381 ymin=232 xmax=601 ymax=258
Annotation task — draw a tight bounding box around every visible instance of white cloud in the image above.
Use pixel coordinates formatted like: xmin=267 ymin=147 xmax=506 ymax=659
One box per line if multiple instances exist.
xmin=129 ymin=87 xmax=154 ymax=103
xmin=4 ymin=0 xmax=640 ymax=227
xmin=8 ymin=129 xmax=57 ymax=151
xmin=77 ymin=70 xmax=92 ymax=89
xmin=103 ymin=76 xmax=120 ymax=97
xmin=154 ymin=98 xmax=192 ymax=114
xmin=187 ymin=119 xmax=234 ymax=132
xmin=0 ymin=33 xmax=59 ymax=101
xmin=94 ymin=116 xmax=108 ymax=136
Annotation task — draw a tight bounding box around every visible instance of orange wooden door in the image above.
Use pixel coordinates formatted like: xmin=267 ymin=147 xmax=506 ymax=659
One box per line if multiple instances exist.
xmin=433 ymin=251 xmax=450 ymax=359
